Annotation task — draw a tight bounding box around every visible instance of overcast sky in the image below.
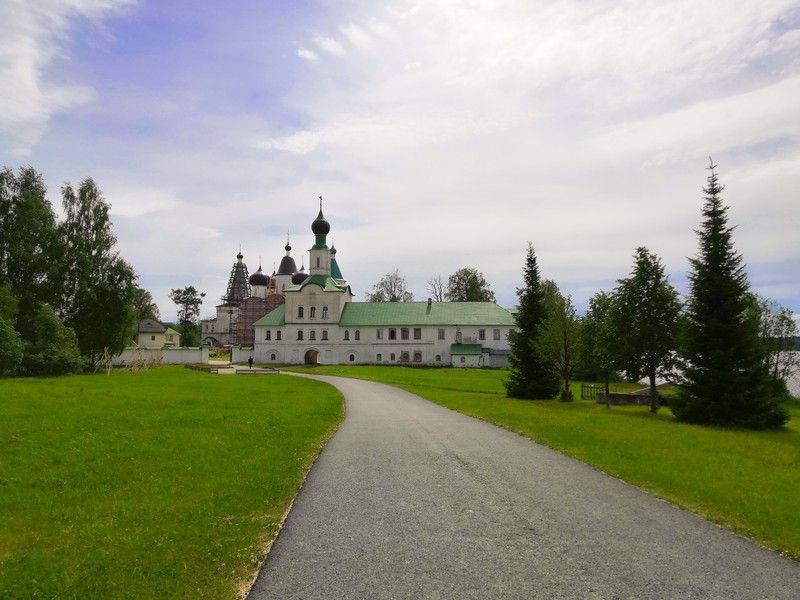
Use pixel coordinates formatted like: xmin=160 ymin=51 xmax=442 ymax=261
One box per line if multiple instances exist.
xmin=2 ymin=0 xmax=799 ymax=321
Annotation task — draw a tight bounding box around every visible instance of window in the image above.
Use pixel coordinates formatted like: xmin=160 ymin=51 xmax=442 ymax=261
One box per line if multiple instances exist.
xmin=377 ymin=353 xmax=382 ymax=362
xmin=389 ymin=328 xmax=397 ymax=340
xmin=376 ymin=328 xmax=383 ymax=339
xmin=400 ymin=351 xmax=410 ymax=362
xmin=349 ymin=354 xmax=355 ymax=362
xmin=390 ymin=353 xmax=396 ymax=361
xmin=494 ymin=328 xmax=501 ymax=340
xmin=322 ymin=306 xmax=328 ymax=318
xmin=276 ymin=331 xmax=282 ymax=341
xmin=298 ymin=307 xmax=304 ymax=318
xmin=479 ymin=329 xmax=486 ymax=341
xmin=414 ymin=328 xmax=421 ymax=340
xmin=310 ymin=307 xmax=316 ymax=318
xmin=297 ymin=330 xmax=303 ymax=340
xmin=317 ymin=257 xmax=320 ymax=268
xmin=266 ymin=331 xmax=271 ymax=341
xmin=310 ymin=330 xmax=316 ymax=340
xmin=413 ymin=351 xmax=422 ymax=362
xmin=438 ymin=328 xmax=445 ymax=340
xmin=460 ymin=356 xmax=466 ymax=364
xmin=344 ymin=330 xmax=350 ymax=341
xmin=270 ymin=353 xmax=276 ymax=360
xmin=355 ymin=330 xmax=360 ymax=341
xmin=322 ymin=330 xmax=328 ymax=341
xmin=435 ymin=354 xmax=441 ymax=362
xmin=151 ymin=335 xmax=156 ymax=341
xmin=401 ymin=328 xmax=409 ymax=340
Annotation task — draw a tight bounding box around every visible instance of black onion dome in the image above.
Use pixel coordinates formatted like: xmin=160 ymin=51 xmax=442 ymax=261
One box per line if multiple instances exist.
xmin=277 ymin=255 xmax=297 ymax=275
xmin=292 ymin=266 xmax=309 ymax=285
xmin=249 ymin=267 xmax=269 ymax=286
xmin=311 ymin=209 xmax=330 ymax=235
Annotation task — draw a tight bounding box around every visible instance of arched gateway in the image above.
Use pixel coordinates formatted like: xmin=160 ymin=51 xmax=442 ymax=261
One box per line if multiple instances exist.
xmin=304 ymin=349 xmax=320 ymax=365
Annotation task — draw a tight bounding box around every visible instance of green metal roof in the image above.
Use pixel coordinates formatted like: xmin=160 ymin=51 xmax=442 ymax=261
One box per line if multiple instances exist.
xmin=331 ymin=258 xmax=343 ymax=281
xmin=284 ymin=274 xmax=351 ymax=294
xmin=339 ymin=302 xmax=515 ymax=327
xmin=253 ymin=304 xmax=286 ymax=326
xmin=165 ymin=327 xmax=180 ymax=335
xmin=450 ymin=343 xmax=484 ymax=355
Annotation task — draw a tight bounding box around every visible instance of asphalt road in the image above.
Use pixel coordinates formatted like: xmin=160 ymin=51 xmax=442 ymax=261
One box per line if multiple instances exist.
xmin=248 ymin=374 xmax=800 ymax=599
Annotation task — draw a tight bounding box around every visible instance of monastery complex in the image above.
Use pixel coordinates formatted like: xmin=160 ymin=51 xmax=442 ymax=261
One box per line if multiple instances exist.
xmin=201 ymin=203 xmax=515 ymax=367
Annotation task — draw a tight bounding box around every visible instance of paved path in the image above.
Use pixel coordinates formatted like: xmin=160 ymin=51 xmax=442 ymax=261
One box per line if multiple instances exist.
xmin=248 ymin=375 xmax=800 ymax=599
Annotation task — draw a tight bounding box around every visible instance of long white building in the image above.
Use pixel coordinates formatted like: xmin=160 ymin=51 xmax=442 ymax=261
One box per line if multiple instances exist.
xmin=240 ymin=204 xmax=516 ymax=367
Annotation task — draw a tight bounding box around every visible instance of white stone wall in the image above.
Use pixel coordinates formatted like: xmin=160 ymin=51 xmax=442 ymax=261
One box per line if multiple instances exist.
xmin=252 ymin=323 xmax=513 ymax=366
xmin=113 ymin=346 xmax=209 ymax=366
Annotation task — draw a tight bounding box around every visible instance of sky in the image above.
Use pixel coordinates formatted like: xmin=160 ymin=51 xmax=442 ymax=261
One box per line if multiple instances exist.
xmin=2 ymin=0 xmax=799 ymax=322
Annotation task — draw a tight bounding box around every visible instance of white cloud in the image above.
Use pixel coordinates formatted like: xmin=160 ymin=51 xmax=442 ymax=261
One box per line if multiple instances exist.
xmin=107 ymin=187 xmax=182 ymax=217
xmin=312 ymin=35 xmax=345 ymax=56
xmin=297 ymin=47 xmax=318 ymax=61
xmin=588 ymin=76 xmax=800 ymax=166
xmin=339 ymin=23 xmax=372 ymax=49
xmin=10 ymin=0 xmax=800 ymax=318
xmin=0 ymin=0 xmax=137 ymax=155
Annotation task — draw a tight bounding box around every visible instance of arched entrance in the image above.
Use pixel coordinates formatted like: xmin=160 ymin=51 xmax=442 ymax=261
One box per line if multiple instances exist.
xmin=304 ymin=349 xmax=320 ymax=365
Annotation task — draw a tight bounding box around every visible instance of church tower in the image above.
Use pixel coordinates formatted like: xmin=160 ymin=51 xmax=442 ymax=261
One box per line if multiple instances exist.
xmin=309 ymin=196 xmax=331 ymax=277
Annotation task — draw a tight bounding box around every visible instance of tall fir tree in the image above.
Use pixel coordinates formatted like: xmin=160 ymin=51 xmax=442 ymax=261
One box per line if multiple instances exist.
xmin=672 ymin=161 xmax=788 ymax=429
xmin=505 ymin=243 xmax=560 ymax=399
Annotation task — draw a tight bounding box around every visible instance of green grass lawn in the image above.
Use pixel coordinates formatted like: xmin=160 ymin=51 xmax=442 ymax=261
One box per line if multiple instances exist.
xmin=289 ymin=365 xmax=800 ymax=560
xmin=0 ymin=367 xmax=343 ymax=599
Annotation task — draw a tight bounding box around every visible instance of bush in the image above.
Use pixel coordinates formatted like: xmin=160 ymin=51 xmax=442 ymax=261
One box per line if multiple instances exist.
xmin=0 ymin=317 xmax=24 ymax=376
xmin=21 ymin=305 xmax=84 ymax=376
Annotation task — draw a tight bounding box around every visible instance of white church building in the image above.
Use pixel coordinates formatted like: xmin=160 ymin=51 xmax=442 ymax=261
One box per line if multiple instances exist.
xmin=228 ymin=203 xmax=516 ymax=367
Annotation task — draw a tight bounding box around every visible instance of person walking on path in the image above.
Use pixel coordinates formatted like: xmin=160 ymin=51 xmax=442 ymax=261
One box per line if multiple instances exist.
xmin=248 ymin=356 xmax=253 ymax=369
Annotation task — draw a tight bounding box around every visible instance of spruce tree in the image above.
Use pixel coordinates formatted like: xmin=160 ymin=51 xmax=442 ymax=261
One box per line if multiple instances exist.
xmin=505 ymin=243 xmax=560 ymax=399
xmin=672 ymin=161 xmax=788 ymax=429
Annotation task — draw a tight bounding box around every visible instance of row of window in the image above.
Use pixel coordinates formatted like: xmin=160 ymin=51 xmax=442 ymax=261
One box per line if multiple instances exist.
xmin=263 ymin=351 xmax=445 ymax=363
xmin=297 ymin=306 xmax=328 ymax=319
xmin=375 ymin=351 xmax=427 ymax=363
xmin=264 ymin=328 xmax=504 ymax=342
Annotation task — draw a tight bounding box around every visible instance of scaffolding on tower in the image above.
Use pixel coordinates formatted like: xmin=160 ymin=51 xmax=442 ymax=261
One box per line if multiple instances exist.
xmin=221 ymin=251 xmax=251 ymax=346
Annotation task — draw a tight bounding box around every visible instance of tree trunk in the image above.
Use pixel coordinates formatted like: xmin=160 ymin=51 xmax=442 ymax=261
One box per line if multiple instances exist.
xmin=604 ymin=371 xmax=611 ymax=409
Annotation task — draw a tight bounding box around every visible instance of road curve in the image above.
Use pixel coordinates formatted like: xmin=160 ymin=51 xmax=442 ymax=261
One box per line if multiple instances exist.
xmin=248 ymin=374 xmax=800 ymax=599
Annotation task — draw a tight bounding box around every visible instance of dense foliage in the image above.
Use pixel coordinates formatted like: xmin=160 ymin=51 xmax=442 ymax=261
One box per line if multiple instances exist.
xmin=444 ymin=267 xmax=496 ymax=302
xmin=534 ymin=285 xmax=580 ymax=401
xmin=0 ymin=166 xmax=152 ymax=375
xmin=579 ymin=290 xmax=619 ymax=404
xmin=672 ymin=163 xmax=788 ymax=429
xmin=505 ymin=243 xmax=560 ymax=399
xmin=613 ymin=247 xmax=681 ymax=412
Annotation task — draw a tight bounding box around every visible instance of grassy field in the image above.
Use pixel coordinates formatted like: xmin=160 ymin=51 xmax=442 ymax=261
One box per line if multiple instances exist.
xmin=0 ymin=367 xmax=343 ymax=599
xmin=288 ymin=365 xmax=800 ymax=560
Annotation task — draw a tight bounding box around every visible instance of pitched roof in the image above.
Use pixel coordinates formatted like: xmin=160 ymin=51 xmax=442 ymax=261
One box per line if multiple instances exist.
xmin=138 ymin=319 xmax=165 ymax=333
xmin=285 ymin=274 xmax=351 ymax=294
xmin=253 ymin=304 xmax=286 ymax=326
xmin=252 ymin=301 xmax=515 ymax=328
xmin=339 ymin=302 xmax=515 ymax=327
